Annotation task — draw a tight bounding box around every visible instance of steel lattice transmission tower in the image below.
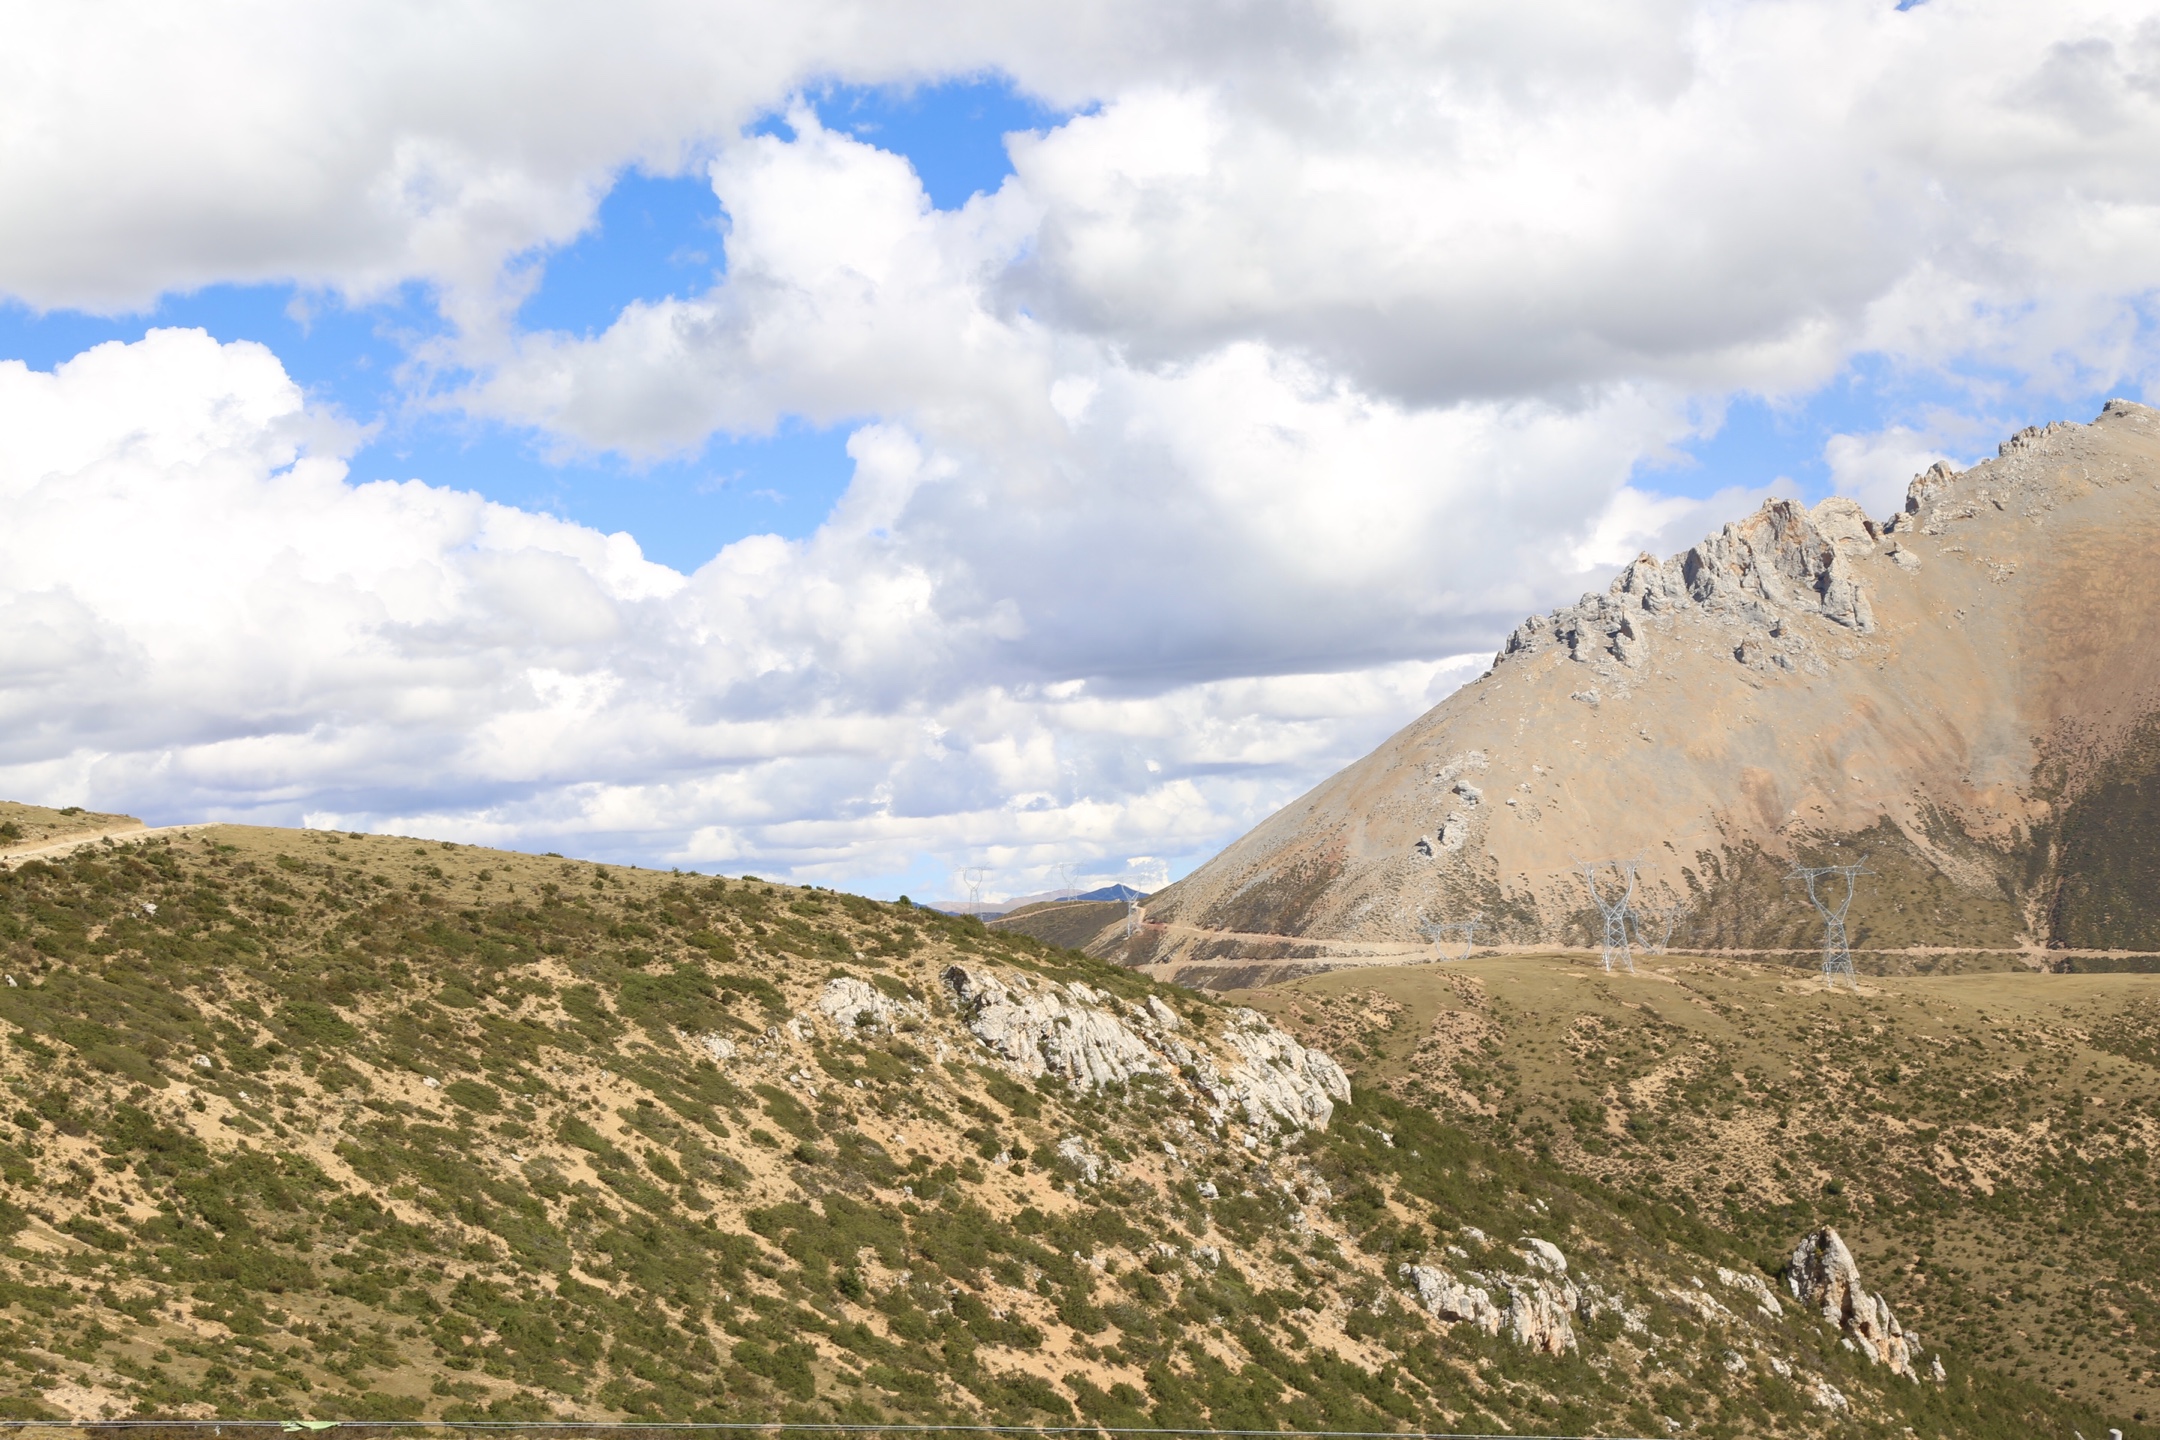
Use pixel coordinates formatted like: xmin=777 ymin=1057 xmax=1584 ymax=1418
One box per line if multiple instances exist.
xmin=1056 ymin=863 xmax=1080 ymax=902
xmin=1575 ymin=859 xmax=1641 ymax=973
xmin=961 ymin=867 xmax=989 ymax=915
xmin=1788 ymin=856 xmax=1871 ymax=990
xmin=1410 ymin=907 xmax=1481 ymax=962
xmin=1632 ymin=892 xmax=1687 ymax=955
xmin=1124 ymin=897 xmax=1143 ymax=938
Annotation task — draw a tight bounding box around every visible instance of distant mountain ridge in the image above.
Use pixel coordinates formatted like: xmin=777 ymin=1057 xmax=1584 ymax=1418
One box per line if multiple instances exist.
xmin=1119 ymin=401 xmax=2160 ymax=978
xmin=921 ymin=883 xmax=1148 ymax=918
xmin=1073 ymin=882 xmax=1148 ymax=902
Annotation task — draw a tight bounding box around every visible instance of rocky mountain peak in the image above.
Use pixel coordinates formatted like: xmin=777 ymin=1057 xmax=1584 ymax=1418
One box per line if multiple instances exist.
xmin=1116 ymin=399 xmax=2160 ymax=972
xmin=1499 ymin=492 xmax=1886 ymax=678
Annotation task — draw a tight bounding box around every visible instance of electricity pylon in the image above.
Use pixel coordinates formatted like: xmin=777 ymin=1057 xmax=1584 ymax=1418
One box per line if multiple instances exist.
xmin=1789 ymin=856 xmax=1870 ymax=990
xmin=1124 ymin=897 xmax=1142 ymax=938
xmin=1056 ymin=862 xmax=1080 ymax=902
xmin=1632 ymin=893 xmax=1686 ymax=954
xmin=1575 ymin=859 xmax=1641 ymax=973
xmin=962 ymin=867 xmax=989 ymax=915
xmin=1410 ymin=907 xmax=1481 ymax=962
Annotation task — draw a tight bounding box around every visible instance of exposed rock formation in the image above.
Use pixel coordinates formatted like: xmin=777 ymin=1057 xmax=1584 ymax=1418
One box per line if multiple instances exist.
xmin=942 ymin=966 xmax=1162 ymax=1088
xmin=1398 ymin=1234 xmax=1578 ymax=1354
xmin=1399 ymin=1264 xmax=1503 ymax=1335
xmin=1787 ymin=1228 xmax=1923 ymax=1378
xmin=1215 ymin=1006 xmax=1353 ymax=1129
xmin=1576 ymin=1278 xmax=1649 ymax=1335
xmin=940 ymin=964 xmax=1349 ymax=1132
xmin=1506 ymin=1272 xmax=1580 ymax=1355
xmin=1055 ymin=1134 xmax=1111 ymax=1183
xmin=1717 ymin=1264 xmax=1785 ymax=1320
xmin=1500 ymin=494 xmax=1882 ymax=676
xmin=1117 ymin=400 xmax=2160 ymax=972
xmin=816 ymin=976 xmax=920 ymax=1033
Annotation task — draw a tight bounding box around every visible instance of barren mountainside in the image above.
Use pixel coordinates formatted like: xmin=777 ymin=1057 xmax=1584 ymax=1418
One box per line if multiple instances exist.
xmin=1124 ymin=399 xmax=2160 ymax=972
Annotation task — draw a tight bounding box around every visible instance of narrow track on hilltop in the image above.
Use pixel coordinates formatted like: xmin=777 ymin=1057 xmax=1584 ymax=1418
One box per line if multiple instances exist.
xmin=0 ymin=820 xmax=218 ymax=869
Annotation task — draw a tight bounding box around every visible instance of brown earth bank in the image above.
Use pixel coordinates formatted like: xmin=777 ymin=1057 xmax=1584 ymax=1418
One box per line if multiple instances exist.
xmin=1114 ymin=400 xmax=2160 ymax=969
xmin=0 ymin=803 xmax=143 ymax=859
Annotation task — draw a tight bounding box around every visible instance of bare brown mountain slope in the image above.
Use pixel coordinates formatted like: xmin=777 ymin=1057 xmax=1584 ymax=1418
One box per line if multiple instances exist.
xmin=1117 ymin=399 xmax=2160 ymax=974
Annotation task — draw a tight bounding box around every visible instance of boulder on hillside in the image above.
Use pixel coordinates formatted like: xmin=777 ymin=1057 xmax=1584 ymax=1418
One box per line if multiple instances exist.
xmin=1399 ymin=1263 xmax=1503 ymax=1336
xmin=1787 ymin=1227 xmax=1926 ymax=1379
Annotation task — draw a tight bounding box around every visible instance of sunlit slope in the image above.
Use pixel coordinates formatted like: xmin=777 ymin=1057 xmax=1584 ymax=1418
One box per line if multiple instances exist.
xmin=989 ymin=900 xmax=1127 ymax=952
xmin=0 ymin=802 xmax=144 ymax=858
xmin=1249 ymin=954 xmax=2160 ymax=1425
xmin=0 ymin=822 xmax=2098 ymax=1434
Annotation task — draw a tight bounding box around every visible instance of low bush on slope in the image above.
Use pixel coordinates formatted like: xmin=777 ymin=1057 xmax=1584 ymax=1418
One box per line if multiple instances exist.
xmin=1264 ymin=958 xmax=2160 ymax=1432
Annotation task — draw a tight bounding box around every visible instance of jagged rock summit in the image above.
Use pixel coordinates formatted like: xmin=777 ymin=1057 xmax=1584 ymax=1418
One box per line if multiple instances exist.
xmin=1124 ymin=400 xmax=2160 ymax=970
xmin=1788 ymin=1228 xmax=1935 ymax=1381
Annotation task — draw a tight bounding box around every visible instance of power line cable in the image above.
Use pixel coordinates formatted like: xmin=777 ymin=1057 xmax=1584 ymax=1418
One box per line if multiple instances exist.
xmin=0 ymin=1424 xmax=1661 ymax=1440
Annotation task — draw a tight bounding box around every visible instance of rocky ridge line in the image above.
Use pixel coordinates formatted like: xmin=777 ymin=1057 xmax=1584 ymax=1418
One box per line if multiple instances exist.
xmin=1495 ymin=493 xmax=1884 ymax=682
xmin=1493 ymin=399 xmax=2160 ymax=688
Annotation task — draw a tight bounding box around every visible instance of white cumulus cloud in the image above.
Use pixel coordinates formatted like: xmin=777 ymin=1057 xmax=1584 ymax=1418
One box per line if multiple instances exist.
xmin=4 ymin=2 xmax=2160 ymax=893
xmin=0 ymin=330 xmax=1514 ymax=892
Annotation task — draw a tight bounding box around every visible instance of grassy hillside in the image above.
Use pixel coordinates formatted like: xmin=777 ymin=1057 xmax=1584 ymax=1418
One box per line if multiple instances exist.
xmin=1249 ymin=956 xmax=2160 ymax=1432
xmin=989 ymin=900 xmax=1126 ymax=953
xmin=0 ymin=803 xmax=140 ymax=856
xmin=0 ymin=810 xmax=2108 ymax=1435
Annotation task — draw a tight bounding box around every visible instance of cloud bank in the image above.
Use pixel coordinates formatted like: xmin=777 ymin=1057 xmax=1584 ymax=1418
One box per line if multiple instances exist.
xmin=3 ymin=1 xmax=2159 ymax=896
xmin=0 ymin=329 xmax=1651 ymax=890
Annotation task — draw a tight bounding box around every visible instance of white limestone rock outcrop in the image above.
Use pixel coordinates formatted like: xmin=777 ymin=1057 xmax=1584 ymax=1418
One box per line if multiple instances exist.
xmin=1400 ymin=1234 xmax=1579 ymax=1355
xmin=1499 ymin=1236 xmax=1580 ymax=1354
xmin=1212 ymin=1007 xmax=1352 ymax=1130
xmin=1506 ymin=1274 xmax=1580 ymax=1355
xmin=1810 ymin=1378 xmax=1850 ymax=1412
xmin=1399 ymin=1264 xmax=1503 ymax=1336
xmin=1056 ymin=1135 xmax=1111 ymax=1183
xmin=940 ymin=964 xmax=1350 ymax=1132
xmin=1667 ymin=1283 xmax=1733 ymax=1324
xmin=941 ymin=966 xmax=1165 ymax=1090
xmin=1717 ymin=1265 xmax=1785 ymax=1320
xmin=1787 ymin=1227 xmax=1922 ymax=1378
xmin=816 ymin=976 xmax=921 ymax=1034
xmin=1576 ymin=1279 xmax=1648 ymax=1335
